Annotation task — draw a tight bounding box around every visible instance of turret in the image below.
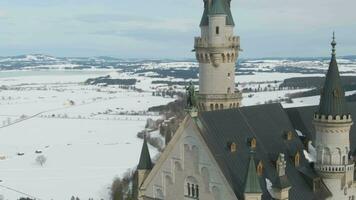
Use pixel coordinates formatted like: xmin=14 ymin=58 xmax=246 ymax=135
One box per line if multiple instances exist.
xmin=195 ymin=0 xmax=242 ymax=111
xmin=313 ymin=33 xmax=355 ymax=199
xmin=244 ymin=151 xmax=263 ymax=200
xmin=134 ymin=136 xmax=153 ymax=199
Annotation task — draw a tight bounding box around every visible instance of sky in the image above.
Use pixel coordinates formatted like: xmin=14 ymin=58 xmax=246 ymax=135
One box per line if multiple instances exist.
xmin=0 ymin=0 xmax=355 ymax=59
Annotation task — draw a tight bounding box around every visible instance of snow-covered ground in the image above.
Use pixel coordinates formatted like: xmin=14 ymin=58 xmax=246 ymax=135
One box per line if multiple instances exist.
xmin=0 ymin=70 xmax=173 ymax=200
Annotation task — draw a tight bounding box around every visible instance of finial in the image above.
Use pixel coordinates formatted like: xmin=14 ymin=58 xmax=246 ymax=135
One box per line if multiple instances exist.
xmin=331 ymin=31 xmax=337 ymax=57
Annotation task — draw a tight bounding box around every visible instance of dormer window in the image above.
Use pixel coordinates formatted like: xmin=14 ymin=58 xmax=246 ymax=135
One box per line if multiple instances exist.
xmin=251 ymin=138 xmax=257 ymax=149
xmin=228 ymin=142 xmax=237 ymax=153
xmin=257 ymin=160 xmax=264 ymax=176
xmin=216 ymin=26 xmax=220 ymax=35
xmin=295 ymin=151 xmax=300 ymax=167
xmin=286 ymin=131 xmax=293 ymax=141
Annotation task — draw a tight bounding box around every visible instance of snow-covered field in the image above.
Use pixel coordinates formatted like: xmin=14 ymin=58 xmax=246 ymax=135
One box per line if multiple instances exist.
xmin=0 ymin=70 xmax=173 ymax=200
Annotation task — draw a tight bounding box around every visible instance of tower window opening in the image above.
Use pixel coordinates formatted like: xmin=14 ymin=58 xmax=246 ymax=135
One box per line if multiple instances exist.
xmin=227 ymin=72 xmax=231 ymax=77
xmin=216 ymin=26 xmax=220 ymax=35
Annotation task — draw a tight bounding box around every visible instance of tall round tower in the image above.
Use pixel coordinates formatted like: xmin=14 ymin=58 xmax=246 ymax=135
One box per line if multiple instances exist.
xmin=194 ymin=0 xmax=242 ymax=111
xmin=313 ymin=33 xmax=355 ymax=199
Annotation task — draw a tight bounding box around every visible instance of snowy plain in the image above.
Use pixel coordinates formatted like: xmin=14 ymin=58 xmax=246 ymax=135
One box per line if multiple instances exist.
xmin=0 ymin=70 xmax=172 ymax=200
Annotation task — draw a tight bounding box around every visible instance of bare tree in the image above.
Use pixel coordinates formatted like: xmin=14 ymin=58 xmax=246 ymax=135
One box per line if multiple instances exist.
xmin=36 ymin=155 xmax=47 ymax=166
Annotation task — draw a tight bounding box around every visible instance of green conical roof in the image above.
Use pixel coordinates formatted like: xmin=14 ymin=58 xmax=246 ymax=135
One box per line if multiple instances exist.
xmin=200 ymin=0 xmax=235 ymax=26
xmin=244 ymin=153 xmax=262 ymax=194
xmin=210 ymin=0 xmax=226 ymax=15
xmin=137 ymin=137 xmax=153 ymax=170
xmin=224 ymin=0 xmax=235 ymax=26
xmin=317 ymin=33 xmax=348 ymax=117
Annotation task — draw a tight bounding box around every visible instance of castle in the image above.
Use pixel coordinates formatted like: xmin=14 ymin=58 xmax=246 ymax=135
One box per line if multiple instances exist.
xmin=133 ymin=0 xmax=356 ymax=199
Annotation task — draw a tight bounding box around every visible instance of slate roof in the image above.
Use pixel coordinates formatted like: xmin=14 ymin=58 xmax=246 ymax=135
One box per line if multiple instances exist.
xmin=317 ymin=34 xmax=348 ymax=116
xmin=200 ymin=0 xmax=235 ymax=26
xmin=137 ymin=137 xmax=153 ymax=170
xmin=286 ymin=101 xmax=356 ymax=152
xmin=197 ymin=103 xmax=332 ymax=200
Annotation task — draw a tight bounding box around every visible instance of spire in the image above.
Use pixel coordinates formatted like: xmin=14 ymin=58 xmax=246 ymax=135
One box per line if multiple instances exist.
xmin=244 ymin=151 xmax=262 ymax=194
xmin=137 ymin=136 xmax=153 ymax=170
xmin=317 ymin=32 xmax=348 ymax=117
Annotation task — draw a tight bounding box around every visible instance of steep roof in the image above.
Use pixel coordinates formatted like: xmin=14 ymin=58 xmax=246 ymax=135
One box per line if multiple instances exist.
xmin=244 ymin=152 xmax=263 ymax=193
xmin=197 ymin=103 xmax=330 ymax=200
xmin=286 ymin=101 xmax=356 ymax=152
xmin=317 ymin=33 xmax=348 ymax=116
xmin=137 ymin=137 xmax=153 ymax=170
xmin=200 ymin=0 xmax=235 ymax=26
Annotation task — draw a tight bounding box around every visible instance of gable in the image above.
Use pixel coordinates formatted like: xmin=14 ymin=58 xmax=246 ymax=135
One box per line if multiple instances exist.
xmin=140 ymin=115 xmax=238 ymax=200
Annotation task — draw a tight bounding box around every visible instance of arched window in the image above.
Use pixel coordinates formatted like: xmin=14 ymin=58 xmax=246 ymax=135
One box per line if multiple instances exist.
xmin=215 ymin=104 xmax=219 ymax=110
xmin=185 ymin=177 xmax=199 ymax=198
xmin=210 ymin=104 xmax=214 ymax=111
xmin=323 ymin=148 xmax=331 ymax=165
xmin=220 ymin=104 xmax=223 ymax=109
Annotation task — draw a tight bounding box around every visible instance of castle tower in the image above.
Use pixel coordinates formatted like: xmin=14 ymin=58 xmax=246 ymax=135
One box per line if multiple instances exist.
xmin=134 ymin=137 xmax=153 ymax=199
xmin=194 ymin=0 xmax=242 ymax=111
xmin=313 ymin=33 xmax=355 ymax=199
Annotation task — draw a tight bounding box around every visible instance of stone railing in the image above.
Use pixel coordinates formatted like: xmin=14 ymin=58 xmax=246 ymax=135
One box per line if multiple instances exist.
xmin=316 ymin=163 xmax=354 ymax=173
xmin=198 ymin=92 xmax=242 ymax=101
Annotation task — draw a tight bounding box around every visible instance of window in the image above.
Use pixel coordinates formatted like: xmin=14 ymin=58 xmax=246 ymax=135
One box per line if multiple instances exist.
xmin=185 ymin=177 xmax=199 ymax=199
xmin=227 ymin=87 xmax=231 ymax=93
xmin=216 ymin=26 xmax=220 ymax=35
xmin=227 ymin=72 xmax=231 ymax=77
